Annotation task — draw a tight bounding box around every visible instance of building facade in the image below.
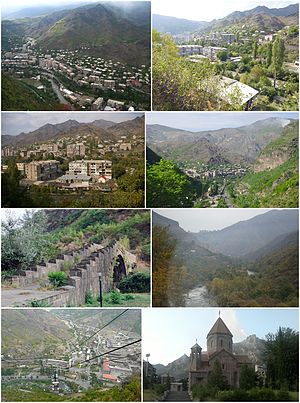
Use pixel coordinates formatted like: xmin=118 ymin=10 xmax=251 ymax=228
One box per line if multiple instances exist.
xmin=24 ymin=160 xmax=60 ymax=181
xmin=69 ymin=160 xmax=112 ymax=180
xmin=66 ymin=143 xmax=86 ymax=157
xmin=189 ymin=317 xmax=252 ymax=391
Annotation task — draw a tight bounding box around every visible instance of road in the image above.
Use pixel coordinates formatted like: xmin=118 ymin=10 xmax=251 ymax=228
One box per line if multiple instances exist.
xmin=41 ymin=71 xmax=74 ymax=107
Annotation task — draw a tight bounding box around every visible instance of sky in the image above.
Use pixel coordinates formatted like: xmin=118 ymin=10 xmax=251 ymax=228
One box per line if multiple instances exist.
xmin=153 ymin=208 xmax=277 ymax=232
xmin=152 ymin=0 xmax=296 ymax=22
xmin=1 ymin=112 xmax=143 ymax=136
xmin=146 ymin=112 xmax=297 ymax=132
xmin=143 ymin=308 xmax=299 ymax=365
xmin=1 ymin=208 xmax=40 ymax=223
xmin=2 ymin=0 xmax=150 ymax=15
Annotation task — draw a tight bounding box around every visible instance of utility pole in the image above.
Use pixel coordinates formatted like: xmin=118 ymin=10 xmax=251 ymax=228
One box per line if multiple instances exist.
xmin=98 ymin=273 xmax=103 ymax=307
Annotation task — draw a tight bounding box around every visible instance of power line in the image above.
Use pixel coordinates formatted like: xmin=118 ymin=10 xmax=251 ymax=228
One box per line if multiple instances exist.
xmin=68 ymin=339 xmax=142 ymax=369
xmin=3 ymin=309 xmax=131 ymax=364
xmin=73 ymin=308 xmax=129 ymax=351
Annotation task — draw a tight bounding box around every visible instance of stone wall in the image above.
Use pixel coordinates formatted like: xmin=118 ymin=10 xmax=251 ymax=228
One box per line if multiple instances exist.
xmin=5 ymin=241 xmax=137 ymax=306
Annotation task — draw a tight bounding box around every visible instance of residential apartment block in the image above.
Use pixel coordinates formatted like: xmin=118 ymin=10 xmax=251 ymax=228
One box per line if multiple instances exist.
xmin=24 ymin=160 xmax=60 ymax=181
xmin=66 ymin=143 xmax=86 ymax=157
xmin=69 ymin=160 xmax=112 ymax=180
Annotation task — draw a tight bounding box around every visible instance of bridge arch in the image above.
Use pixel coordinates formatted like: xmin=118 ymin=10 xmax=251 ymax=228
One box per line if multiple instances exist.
xmin=112 ymin=254 xmax=127 ymax=287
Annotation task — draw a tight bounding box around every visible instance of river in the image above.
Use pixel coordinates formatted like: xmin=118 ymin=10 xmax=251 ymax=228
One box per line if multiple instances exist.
xmin=185 ymin=286 xmax=218 ymax=307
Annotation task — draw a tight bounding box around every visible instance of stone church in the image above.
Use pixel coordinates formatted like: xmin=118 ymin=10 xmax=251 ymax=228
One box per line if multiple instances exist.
xmin=189 ymin=316 xmax=252 ymax=390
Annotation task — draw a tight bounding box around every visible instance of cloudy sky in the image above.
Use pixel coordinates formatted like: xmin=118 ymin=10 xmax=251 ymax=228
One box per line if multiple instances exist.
xmin=143 ymin=308 xmax=299 ymax=365
xmin=153 ymin=208 xmax=278 ymax=232
xmin=2 ymin=112 xmax=143 ymax=136
xmin=2 ymin=0 xmax=147 ymax=14
xmin=153 ymin=0 xmax=296 ymax=21
xmin=146 ymin=112 xmax=297 ymax=132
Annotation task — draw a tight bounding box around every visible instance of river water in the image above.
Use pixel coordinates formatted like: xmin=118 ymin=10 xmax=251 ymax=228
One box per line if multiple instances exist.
xmin=185 ymin=286 xmax=218 ymax=307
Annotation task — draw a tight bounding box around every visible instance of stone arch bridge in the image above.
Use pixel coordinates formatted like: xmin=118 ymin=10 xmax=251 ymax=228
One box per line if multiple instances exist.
xmin=4 ymin=240 xmax=137 ymax=307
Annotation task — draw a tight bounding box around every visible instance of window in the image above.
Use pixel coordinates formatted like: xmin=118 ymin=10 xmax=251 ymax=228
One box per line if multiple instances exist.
xmin=220 ymin=339 xmax=223 ymax=347
xmin=211 ymin=340 xmax=213 ymax=348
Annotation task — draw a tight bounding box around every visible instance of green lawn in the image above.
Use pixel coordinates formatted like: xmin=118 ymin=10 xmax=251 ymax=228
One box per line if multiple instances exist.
xmin=85 ymin=292 xmax=150 ymax=307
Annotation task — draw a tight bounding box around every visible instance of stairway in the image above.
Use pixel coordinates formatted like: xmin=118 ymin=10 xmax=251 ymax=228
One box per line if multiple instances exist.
xmin=164 ymin=391 xmax=191 ymax=401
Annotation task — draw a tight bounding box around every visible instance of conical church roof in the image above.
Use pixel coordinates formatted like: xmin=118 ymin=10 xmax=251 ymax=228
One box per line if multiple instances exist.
xmin=207 ymin=317 xmax=233 ymax=337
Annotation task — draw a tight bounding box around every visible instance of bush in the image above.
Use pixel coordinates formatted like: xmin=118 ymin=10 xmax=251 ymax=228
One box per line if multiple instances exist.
xmin=277 ymin=390 xmax=291 ymax=401
xmin=48 ymin=271 xmax=68 ymax=287
xmin=119 ymin=272 xmax=150 ymax=293
xmin=109 ymin=290 xmax=122 ymax=304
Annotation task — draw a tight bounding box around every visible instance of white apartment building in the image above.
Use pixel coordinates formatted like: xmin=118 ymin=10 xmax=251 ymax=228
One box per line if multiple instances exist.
xmin=69 ymin=160 xmax=112 ymax=180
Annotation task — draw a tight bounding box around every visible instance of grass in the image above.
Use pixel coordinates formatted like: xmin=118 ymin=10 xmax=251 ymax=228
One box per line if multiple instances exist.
xmin=84 ymin=292 xmax=150 ymax=307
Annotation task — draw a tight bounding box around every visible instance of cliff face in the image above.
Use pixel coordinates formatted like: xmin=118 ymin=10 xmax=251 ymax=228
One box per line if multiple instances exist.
xmin=253 ymin=121 xmax=298 ymax=172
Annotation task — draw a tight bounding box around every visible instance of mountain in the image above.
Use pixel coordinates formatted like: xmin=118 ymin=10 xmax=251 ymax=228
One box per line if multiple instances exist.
xmin=233 ymin=335 xmax=265 ymax=364
xmin=231 ymin=120 xmax=299 ymax=208
xmin=1 ymin=309 xmax=71 ymax=358
xmin=243 ymin=231 xmax=298 ymax=262
xmin=154 ymin=354 xmax=190 ymax=379
xmin=2 ymin=3 xmax=90 ymax=20
xmin=91 ymin=119 xmax=119 ymax=129
xmin=1 ymin=73 xmax=59 ymax=112
xmin=1 ymin=116 xmax=144 ymax=147
xmin=146 ymin=146 xmax=161 ymax=165
xmin=250 ymin=233 xmax=298 ymax=290
xmin=106 ymin=116 xmax=145 ymax=139
xmin=153 ymin=4 xmax=298 ymax=35
xmin=196 ymin=209 xmax=298 ymax=257
xmin=2 ymin=2 xmax=151 ymax=66
xmin=200 ymin=3 xmax=299 ymax=32
xmin=225 ymin=3 xmax=299 ymax=20
xmin=147 ymin=118 xmax=293 ymax=165
xmin=153 ymin=14 xmax=208 ymax=35
xmin=153 ymin=212 xmax=235 ymax=285
xmin=153 ymin=335 xmax=265 ymax=379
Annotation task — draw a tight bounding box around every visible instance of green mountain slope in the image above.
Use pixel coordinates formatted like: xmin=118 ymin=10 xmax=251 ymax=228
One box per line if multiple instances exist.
xmin=2 ymin=73 xmax=59 ymax=111
xmin=2 ymin=309 xmax=71 ymax=358
xmin=2 ymin=3 xmax=150 ymax=65
xmin=229 ymin=120 xmax=299 ymax=207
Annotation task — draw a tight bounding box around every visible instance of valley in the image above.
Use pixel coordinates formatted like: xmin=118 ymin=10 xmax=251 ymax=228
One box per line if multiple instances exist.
xmin=1 ymin=309 xmax=141 ymax=401
xmin=146 ymin=114 xmax=299 ymax=208
xmin=2 ymin=1 xmax=151 ymax=111
xmin=152 ymin=209 xmax=298 ymax=307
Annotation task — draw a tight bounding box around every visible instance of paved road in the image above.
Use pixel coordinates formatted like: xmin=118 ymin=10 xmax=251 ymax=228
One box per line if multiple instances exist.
xmin=41 ymin=72 xmax=73 ymax=107
xmin=1 ymin=284 xmax=65 ymax=307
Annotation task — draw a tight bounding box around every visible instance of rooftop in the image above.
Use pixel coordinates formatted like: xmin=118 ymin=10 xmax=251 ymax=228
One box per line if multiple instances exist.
xmin=207 ymin=317 xmax=233 ymax=337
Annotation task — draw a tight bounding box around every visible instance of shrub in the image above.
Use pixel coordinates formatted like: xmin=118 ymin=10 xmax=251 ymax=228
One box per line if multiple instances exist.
xmin=119 ymin=272 xmax=150 ymax=293
xmin=85 ymin=291 xmax=94 ymax=305
xmin=48 ymin=271 xmax=68 ymax=287
xmin=109 ymin=290 xmax=121 ymax=304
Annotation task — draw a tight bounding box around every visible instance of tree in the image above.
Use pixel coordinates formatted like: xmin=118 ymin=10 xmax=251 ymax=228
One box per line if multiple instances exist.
xmin=263 ymin=327 xmax=298 ymax=390
xmin=252 ymin=41 xmax=258 ymax=59
xmin=271 ymin=37 xmax=285 ymax=87
xmin=208 ymin=359 xmax=228 ymax=390
xmin=147 ymin=159 xmax=195 ymax=207
xmin=1 ymin=160 xmax=32 ymax=207
xmin=266 ymin=43 xmax=272 ymax=67
xmin=1 ymin=210 xmax=56 ymax=275
xmin=239 ymin=364 xmax=257 ymax=390
xmin=152 ymin=225 xmax=187 ymax=306
xmin=217 ymin=50 xmax=228 ymax=62
xmin=152 ymin=31 xmax=243 ymax=111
